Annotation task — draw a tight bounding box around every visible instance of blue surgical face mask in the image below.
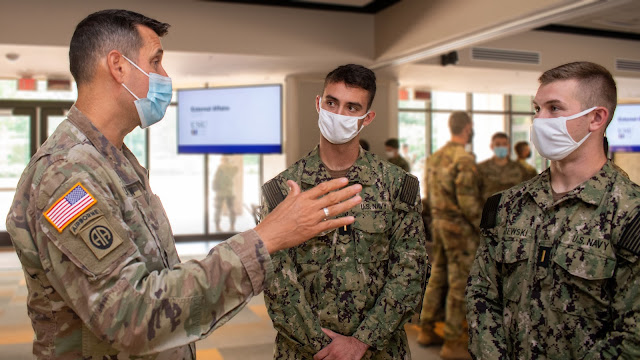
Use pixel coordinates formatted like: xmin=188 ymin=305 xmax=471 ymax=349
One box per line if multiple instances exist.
xmin=494 ymin=146 xmax=509 ymax=159
xmin=121 ymin=55 xmax=172 ymax=129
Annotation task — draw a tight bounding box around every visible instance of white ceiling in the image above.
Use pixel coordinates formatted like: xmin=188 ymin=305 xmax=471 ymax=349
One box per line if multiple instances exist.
xmin=1 ymin=0 xmax=639 ymax=95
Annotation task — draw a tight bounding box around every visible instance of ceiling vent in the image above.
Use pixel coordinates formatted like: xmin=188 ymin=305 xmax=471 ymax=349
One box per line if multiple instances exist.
xmin=616 ymin=59 xmax=640 ymax=72
xmin=472 ymin=47 xmax=540 ymax=65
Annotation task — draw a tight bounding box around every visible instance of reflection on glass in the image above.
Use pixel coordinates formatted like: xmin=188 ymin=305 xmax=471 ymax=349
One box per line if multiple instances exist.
xmin=473 ymin=114 xmax=505 ymax=163
xmin=473 ymin=93 xmax=504 ymax=111
xmin=432 ymin=91 xmax=466 ymax=110
xmin=149 ymin=106 xmax=205 ymax=235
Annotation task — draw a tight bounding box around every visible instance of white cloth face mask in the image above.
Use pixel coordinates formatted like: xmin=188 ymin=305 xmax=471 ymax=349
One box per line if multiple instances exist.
xmin=530 ymin=107 xmax=596 ymax=160
xmin=317 ymin=101 xmax=369 ymax=145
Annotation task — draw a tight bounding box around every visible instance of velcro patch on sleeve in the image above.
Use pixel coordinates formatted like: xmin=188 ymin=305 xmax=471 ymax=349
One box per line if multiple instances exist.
xmin=399 ymin=174 xmax=420 ymax=205
xmin=480 ymin=193 xmax=502 ymax=229
xmin=43 ymin=182 xmax=97 ymax=233
xmin=79 ymin=217 xmax=123 ymax=260
xmin=619 ymin=211 xmax=640 ymax=255
xmin=262 ymin=178 xmax=285 ymax=212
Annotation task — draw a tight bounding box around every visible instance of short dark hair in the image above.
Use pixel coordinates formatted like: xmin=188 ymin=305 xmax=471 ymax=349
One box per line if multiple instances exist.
xmin=448 ymin=111 xmax=471 ymax=135
xmin=491 ymin=132 xmax=509 ymax=142
xmin=359 ymin=139 xmax=370 ymax=151
xmin=70 ymin=9 xmax=170 ymax=85
xmin=324 ymin=64 xmax=377 ymax=110
xmin=514 ymin=141 xmax=530 ymax=157
xmin=385 ymin=138 xmax=399 ymax=149
xmin=539 ymin=61 xmax=617 ymax=125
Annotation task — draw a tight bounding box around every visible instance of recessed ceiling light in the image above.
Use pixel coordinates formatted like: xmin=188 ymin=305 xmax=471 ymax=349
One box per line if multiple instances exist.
xmin=5 ymin=52 xmax=19 ymax=61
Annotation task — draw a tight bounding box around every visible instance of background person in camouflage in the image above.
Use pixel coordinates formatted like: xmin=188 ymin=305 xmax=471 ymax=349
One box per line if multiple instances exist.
xmin=514 ymin=140 xmax=538 ymax=180
xmin=262 ymin=64 xmax=428 ymax=360
xmin=418 ymin=111 xmax=482 ymax=360
xmin=467 ymin=61 xmax=640 ymax=359
xmin=5 ymin=10 xmax=363 ymax=359
xmin=385 ymin=138 xmax=411 ymax=172
xmin=478 ymin=132 xmax=530 ymax=204
xmin=213 ymin=155 xmax=238 ymax=232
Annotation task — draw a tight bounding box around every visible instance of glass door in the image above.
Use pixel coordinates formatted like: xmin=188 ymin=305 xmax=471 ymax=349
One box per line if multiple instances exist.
xmin=0 ymin=111 xmax=32 ymax=233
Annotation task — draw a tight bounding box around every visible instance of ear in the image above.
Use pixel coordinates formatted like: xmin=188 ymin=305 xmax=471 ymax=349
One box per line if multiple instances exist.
xmin=589 ymin=107 xmax=609 ymax=132
xmin=106 ymin=50 xmax=126 ymax=83
xmin=316 ymin=95 xmax=321 ymax=113
xmin=362 ymin=111 xmax=376 ymax=127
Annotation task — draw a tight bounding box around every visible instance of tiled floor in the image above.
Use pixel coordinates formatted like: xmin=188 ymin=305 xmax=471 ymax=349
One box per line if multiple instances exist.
xmin=0 ymin=247 xmax=442 ymax=359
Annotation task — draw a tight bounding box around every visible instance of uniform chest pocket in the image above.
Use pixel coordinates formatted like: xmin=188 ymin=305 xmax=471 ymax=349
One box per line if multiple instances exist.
xmin=551 ymin=243 xmax=615 ymax=319
xmin=494 ymin=238 xmax=532 ymax=302
xmin=353 ymin=211 xmax=391 ymax=264
xmin=295 ymin=236 xmax=332 ymax=265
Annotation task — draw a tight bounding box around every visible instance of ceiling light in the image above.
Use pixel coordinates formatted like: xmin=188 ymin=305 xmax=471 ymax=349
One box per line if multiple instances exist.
xmin=5 ymin=52 xmax=20 ymax=61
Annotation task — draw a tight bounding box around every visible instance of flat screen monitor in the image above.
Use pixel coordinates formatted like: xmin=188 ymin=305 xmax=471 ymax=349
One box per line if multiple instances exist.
xmin=606 ymin=103 xmax=640 ymax=152
xmin=177 ymin=84 xmax=282 ymax=154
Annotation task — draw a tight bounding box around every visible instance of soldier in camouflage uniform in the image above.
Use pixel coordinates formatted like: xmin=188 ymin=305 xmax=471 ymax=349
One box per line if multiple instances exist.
xmin=514 ymin=141 xmax=539 ymax=180
xmin=5 ymin=10 xmax=362 ymax=359
xmin=385 ymin=138 xmax=411 ymax=172
xmin=262 ymin=64 xmax=428 ymax=360
xmin=467 ymin=62 xmax=640 ymax=359
xmin=213 ymin=156 xmax=238 ymax=232
xmin=478 ymin=132 xmax=529 ymax=204
xmin=418 ymin=111 xmax=482 ymax=360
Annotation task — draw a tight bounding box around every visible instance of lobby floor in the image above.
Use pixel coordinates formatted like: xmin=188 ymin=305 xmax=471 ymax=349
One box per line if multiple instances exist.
xmin=0 ymin=246 xmax=443 ymax=359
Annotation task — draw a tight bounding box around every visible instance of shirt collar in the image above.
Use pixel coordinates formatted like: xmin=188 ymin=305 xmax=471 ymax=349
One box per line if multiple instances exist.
xmin=66 ymin=105 xmax=144 ymax=186
xmin=526 ymin=161 xmax=616 ymax=210
xmin=300 ymin=145 xmax=375 ymax=186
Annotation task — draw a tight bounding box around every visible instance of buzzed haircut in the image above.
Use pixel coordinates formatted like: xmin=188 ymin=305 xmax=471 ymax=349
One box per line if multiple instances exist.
xmin=448 ymin=111 xmax=471 ymax=135
xmin=491 ymin=132 xmax=509 ymax=142
xmin=324 ymin=64 xmax=377 ymax=110
xmin=385 ymin=138 xmax=400 ymax=149
xmin=514 ymin=141 xmax=530 ymax=157
xmin=70 ymin=9 xmax=170 ymax=85
xmin=539 ymin=61 xmax=617 ymax=125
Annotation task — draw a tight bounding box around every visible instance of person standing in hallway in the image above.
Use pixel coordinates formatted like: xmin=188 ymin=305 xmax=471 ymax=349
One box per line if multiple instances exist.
xmin=262 ymin=64 xmax=428 ymax=360
xmin=213 ymin=155 xmax=238 ymax=232
xmin=5 ymin=9 xmax=362 ymax=359
xmin=385 ymin=138 xmax=411 ymax=172
xmin=418 ymin=111 xmax=482 ymax=360
xmin=514 ymin=140 xmax=538 ymax=180
xmin=467 ymin=61 xmax=640 ymax=359
xmin=478 ymin=132 xmax=530 ymax=204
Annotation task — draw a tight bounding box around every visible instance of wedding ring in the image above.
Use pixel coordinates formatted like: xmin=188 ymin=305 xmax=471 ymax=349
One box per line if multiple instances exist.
xmin=323 ymin=207 xmax=330 ymax=219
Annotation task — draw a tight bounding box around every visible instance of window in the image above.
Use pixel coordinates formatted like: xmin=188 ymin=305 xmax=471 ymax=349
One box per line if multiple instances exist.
xmin=149 ymin=105 xmax=205 ymax=236
xmin=398 ymin=90 xmax=546 ymax=176
xmin=0 ymin=114 xmax=30 ymax=231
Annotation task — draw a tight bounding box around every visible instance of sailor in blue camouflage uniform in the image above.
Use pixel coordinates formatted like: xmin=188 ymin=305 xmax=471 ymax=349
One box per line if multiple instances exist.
xmin=262 ymin=64 xmax=428 ymax=360
xmin=467 ymin=61 xmax=640 ymax=359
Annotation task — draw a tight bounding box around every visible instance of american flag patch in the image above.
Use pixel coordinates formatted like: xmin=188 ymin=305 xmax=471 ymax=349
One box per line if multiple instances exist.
xmin=44 ymin=182 xmax=97 ymax=233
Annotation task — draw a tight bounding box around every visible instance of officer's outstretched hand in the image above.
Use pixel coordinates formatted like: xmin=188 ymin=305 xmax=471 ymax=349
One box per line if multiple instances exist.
xmin=255 ymin=177 xmax=361 ymax=254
